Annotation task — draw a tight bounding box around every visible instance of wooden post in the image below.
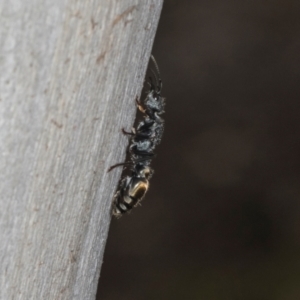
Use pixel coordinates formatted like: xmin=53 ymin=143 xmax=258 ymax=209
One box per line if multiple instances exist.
xmin=0 ymin=0 xmax=163 ymax=299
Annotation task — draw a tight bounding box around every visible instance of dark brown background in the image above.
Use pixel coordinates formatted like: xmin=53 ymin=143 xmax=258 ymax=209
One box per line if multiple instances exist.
xmin=97 ymin=1 xmax=300 ymax=299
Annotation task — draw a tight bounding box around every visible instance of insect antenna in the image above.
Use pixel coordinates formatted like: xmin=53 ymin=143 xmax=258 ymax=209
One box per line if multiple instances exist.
xmin=147 ymin=75 xmax=156 ymax=91
xmin=150 ymin=55 xmax=162 ymax=92
xmin=149 ymin=68 xmax=159 ymax=89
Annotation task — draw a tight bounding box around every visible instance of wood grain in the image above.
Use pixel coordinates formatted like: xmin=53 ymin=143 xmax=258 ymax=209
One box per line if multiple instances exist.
xmin=0 ymin=0 xmax=163 ymax=299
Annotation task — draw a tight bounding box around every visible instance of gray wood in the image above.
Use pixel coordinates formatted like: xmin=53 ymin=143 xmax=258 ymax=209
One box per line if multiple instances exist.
xmin=0 ymin=0 xmax=163 ymax=299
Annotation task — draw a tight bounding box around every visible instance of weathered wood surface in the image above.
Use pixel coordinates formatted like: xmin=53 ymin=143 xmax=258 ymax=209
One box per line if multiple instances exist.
xmin=0 ymin=0 xmax=163 ymax=299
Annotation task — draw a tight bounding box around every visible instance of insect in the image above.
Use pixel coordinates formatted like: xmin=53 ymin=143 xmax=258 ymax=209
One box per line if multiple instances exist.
xmin=112 ymin=164 xmax=153 ymax=217
xmin=109 ymin=55 xmax=165 ymax=217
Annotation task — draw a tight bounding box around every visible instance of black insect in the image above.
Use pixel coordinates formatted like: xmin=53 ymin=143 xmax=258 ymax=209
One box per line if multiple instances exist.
xmin=109 ymin=55 xmax=165 ymax=217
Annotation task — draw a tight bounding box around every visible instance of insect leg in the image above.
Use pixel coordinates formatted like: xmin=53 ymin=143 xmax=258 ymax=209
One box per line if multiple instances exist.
xmin=122 ymin=128 xmax=135 ymax=136
xmin=136 ymin=97 xmax=146 ymax=114
xmin=107 ymin=161 xmax=133 ymax=172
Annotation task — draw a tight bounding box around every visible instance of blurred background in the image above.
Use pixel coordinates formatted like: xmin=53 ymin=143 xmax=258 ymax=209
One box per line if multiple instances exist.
xmin=97 ymin=0 xmax=300 ymax=299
